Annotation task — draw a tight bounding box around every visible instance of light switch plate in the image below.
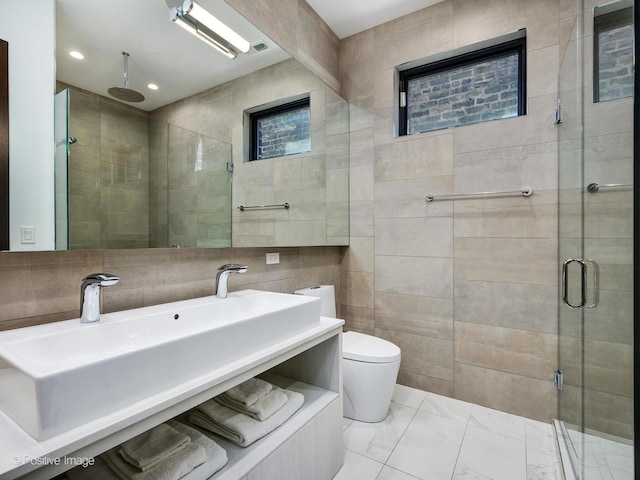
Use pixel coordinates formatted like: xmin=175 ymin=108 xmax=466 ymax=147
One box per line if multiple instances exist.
xmin=266 ymin=252 xmax=280 ymax=265
xmin=20 ymin=226 xmax=36 ymax=244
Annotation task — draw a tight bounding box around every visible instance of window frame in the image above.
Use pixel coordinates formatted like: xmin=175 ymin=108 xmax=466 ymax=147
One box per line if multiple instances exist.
xmin=398 ymin=36 xmax=527 ymax=136
xmin=593 ymin=6 xmax=633 ymax=103
xmin=248 ymin=97 xmax=311 ymax=161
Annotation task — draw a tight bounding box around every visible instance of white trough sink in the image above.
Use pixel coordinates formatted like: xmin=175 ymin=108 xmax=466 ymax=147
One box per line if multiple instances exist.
xmin=0 ymin=289 xmax=321 ymax=440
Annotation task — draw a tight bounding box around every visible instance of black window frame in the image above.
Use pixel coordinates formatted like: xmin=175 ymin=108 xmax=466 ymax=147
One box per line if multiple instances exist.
xmin=593 ymin=6 xmax=633 ymax=103
xmin=398 ymin=36 xmax=527 ymax=136
xmin=249 ymin=97 xmax=311 ymax=161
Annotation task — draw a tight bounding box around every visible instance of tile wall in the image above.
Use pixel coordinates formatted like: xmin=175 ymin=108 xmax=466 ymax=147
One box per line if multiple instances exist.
xmin=338 ymin=0 xmax=572 ymax=422
xmin=0 ymin=247 xmax=342 ymax=332
xmin=151 ymin=58 xmax=349 ymax=248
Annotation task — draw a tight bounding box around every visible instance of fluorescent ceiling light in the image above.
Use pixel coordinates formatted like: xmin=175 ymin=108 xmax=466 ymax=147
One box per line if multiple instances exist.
xmin=147 ymin=83 xmax=159 ymax=90
xmin=69 ymin=51 xmax=84 ymax=60
xmin=169 ymin=0 xmax=250 ymax=58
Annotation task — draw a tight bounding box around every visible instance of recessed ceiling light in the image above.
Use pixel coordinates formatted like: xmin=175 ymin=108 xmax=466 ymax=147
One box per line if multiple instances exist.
xmin=147 ymin=83 xmax=159 ymax=90
xmin=69 ymin=51 xmax=84 ymax=60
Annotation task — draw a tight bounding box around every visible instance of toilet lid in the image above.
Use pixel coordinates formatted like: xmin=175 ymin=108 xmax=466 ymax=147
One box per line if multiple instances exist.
xmin=343 ymin=331 xmax=401 ymax=363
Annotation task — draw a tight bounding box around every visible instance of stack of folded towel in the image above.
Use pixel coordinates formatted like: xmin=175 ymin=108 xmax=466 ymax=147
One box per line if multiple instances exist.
xmin=188 ymin=377 xmax=304 ymax=447
xmin=67 ymin=420 xmax=227 ymax=480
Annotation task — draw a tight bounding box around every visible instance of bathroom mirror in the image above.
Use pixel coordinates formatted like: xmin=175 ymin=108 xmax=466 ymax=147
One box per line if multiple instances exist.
xmin=4 ymin=0 xmax=348 ymax=250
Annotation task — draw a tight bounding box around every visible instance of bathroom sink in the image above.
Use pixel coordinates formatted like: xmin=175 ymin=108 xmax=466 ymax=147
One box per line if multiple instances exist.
xmin=0 ymin=289 xmax=321 ymax=441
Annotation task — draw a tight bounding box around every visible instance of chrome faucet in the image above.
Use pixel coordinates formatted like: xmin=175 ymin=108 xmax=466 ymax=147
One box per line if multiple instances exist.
xmin=216 ymin=264 xmax=247 ymax=298
xmin=80 ymin=273 xmax=119 ymax=323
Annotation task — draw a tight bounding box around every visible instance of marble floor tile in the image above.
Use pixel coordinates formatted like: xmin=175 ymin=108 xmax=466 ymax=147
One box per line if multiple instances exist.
xmin=453 ymin=425 xmax=526 ymax=480
xmin=336 ymin=384 xmax=569 ymax=480
xmin=525 ymin=419 xmax=562 ymax=480
xmin=344 ymin=402 xmax=417 ymax=463
xmin=386 ymin=410 xmax=467 ymax=479
xmin=468 ymin=404 xmax=526 ymax=441
xmin=419 ymin=391 xmax=473 ymax=424
xmin=334 ymin=450 xmax=384 ymax=480
xmin=391 ymin=384 xmax=427 ymax=409
xmin=376 ymin=466 xmax=422 ymax=480
xmin=344 ymin=417 xmax=354 ymax=430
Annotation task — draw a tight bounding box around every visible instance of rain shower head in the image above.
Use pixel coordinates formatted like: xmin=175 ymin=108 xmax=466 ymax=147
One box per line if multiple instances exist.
xmin=108 ymin=52 xmax=145 ymax=103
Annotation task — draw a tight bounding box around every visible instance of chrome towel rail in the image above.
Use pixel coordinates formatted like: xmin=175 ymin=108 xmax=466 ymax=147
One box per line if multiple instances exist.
xmin=586 ymin=182 xmax=632 ymax=193
xmin=425 ymin=187 xmax=533 ymax=202
xmin=237 ymin=202 xmax=290 ymax=211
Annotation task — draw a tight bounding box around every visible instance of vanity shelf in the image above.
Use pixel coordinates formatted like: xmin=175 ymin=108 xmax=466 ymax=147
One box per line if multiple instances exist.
xmin=0 ymin=315 xmax=344 ymax=480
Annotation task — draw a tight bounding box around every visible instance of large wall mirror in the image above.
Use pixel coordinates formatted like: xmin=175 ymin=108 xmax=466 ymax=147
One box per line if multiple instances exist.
xmin=1 ymin=0 xmax=349 ymax=251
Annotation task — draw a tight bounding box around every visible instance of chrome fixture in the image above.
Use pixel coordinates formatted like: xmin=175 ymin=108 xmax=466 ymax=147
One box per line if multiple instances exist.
xmin=215 ymin=264 xmax=247 ymax=299
xmin=169 ymin=0 xmax=251 ymax=59
xmin=107 ymin=52 xmax=145 ymax=103
xmin=586 ymin=182 xmax=633 ymax=193
xmin=237 ymin=202 xmax=290 ymax=211
xmin=425 ymin=187 xmax=533 ymax=202
xmin=80 ymin=273 xmax=119 ymax=323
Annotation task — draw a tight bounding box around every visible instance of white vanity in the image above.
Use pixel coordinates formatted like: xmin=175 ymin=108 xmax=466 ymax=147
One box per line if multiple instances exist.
xmin=0 ymin=290 xmax=344 ymax=480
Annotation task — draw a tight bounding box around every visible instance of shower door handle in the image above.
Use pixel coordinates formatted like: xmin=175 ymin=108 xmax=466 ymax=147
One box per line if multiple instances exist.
xmin=584 ymin=259 xmax=599 ymax=309
xmin=562 ymin=258 xmax=587 ymax=308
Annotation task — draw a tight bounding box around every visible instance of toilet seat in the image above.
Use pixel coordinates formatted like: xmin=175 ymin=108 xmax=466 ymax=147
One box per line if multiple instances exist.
xmin=343 ymin=331 xmax=401 ymax=363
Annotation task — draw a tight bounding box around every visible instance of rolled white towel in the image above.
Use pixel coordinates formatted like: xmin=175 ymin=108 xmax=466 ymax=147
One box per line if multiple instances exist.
xmin=215 ymin=387 xmax=288 ymax=421
xmin=222 ymin=377 xmax=273 ymax=407
xmin=119 ymin=423 xmax=190 ymax=471
xmin=188 ymin=388 xmax=304 ymax=447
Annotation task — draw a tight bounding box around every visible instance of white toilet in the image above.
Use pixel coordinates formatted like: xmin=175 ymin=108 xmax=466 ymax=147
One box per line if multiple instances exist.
xmin=342 ymin=331 xmax=401 ymax=422
xmin=293 ymin=285 xmax=402 ymax=423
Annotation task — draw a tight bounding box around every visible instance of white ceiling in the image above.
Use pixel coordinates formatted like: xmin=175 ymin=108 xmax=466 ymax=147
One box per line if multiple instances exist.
xmin=55 ymin=0 xmax=445 ymax=111
xmin=55 ymin=0 xmax=289 ymax=111
xmin=305 ymin=0 xmax=445 ymax=39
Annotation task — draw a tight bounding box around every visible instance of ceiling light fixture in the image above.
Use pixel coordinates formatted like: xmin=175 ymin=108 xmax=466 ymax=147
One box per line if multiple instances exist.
xmin=169 ymin=0 xmax=250 ymax=59
xmin=147 ymin=83 xmax=159 ymax=90
xmin=69 ymin=51 xmax=84 ymax=60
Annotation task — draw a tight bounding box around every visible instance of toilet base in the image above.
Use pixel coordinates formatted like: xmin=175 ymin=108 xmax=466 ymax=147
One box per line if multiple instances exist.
xmin=342 ymin=358 xmax=400 ymax=423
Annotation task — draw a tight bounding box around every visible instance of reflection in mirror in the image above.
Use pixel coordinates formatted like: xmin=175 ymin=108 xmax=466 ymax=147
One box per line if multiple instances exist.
xmin=3 ymin=0 xmax=349 ymax=250
xmin=54 ymin=87 xmax=232 ymax=249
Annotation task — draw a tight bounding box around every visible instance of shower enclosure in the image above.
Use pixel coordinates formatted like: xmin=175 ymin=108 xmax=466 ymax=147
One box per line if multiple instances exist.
xmin=54 ymin=88 xmax=232 ymax=249
xmin=557 ymin=0 xmax=635 ymax=478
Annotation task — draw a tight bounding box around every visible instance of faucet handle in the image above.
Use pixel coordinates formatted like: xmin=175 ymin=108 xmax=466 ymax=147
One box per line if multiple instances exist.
xmin=82 ymin=273 xmax=119 ymax=287
xmin=217 ymin=264 xmax=248 ymax=273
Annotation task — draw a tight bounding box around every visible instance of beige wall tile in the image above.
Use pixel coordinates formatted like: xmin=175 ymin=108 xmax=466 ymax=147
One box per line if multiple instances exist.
xmin=341 ymin=270 xmax=374 ymax=308
xmin=375 ymin=176 xmax=453 ymax=219
xmin=528 ymin=46 xmax=560 ymax=97
xmin=454 ymin=237 xmax=557 ymax=286
xmin=397 ymin=370 xmax=454 ymax=397
xmin=349 ymin=165 xmax=374 ymax=202
xmin=454 ymin=143 xmax=558 ymax=194
xmin=455 ymin=363 xmax=558 ymax=422
xmin=375 ymin=217 xmax=453 ymax=258
xmin=375 ymin=292 xmax=453 ymax=340
xmin=375 ymin=134 xmax=454 ymax=181
xmin=584 ymin=389 xmax=634 ymax=439
xmin=376 ymin=328 xmax=454 ymax=383
xmin=342 ymin=236 xmax=374 ymax=273
xmin=342 ymin=305 xmax=375 ymax=335
xmin=453 ymin=94 xmax=558 ymax=153
xmin=454 ymin=280 xmax=557 ymax=334
xmin=375 ymin=256 xmax=453 ymax=299
xmin=455 ymin=322 xmax=557 ymax=381
xmin=453 ymin=189 xmax=558 ymax=239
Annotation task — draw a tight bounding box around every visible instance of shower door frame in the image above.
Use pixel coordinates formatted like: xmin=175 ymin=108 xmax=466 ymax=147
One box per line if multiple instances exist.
xmin=558 ymin=0 xmax=637 ymax=477
xmin=633 ymin=3 xmax=639 ymax=476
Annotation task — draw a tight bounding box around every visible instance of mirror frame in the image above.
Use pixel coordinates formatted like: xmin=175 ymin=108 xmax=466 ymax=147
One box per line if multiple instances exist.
xmin=0 ymin=38 xmax=7 ymax=251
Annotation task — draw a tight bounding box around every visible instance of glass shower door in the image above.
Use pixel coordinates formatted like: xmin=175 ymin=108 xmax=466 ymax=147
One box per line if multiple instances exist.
xmin=557 ymin=0 xmax=634 ymax=478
